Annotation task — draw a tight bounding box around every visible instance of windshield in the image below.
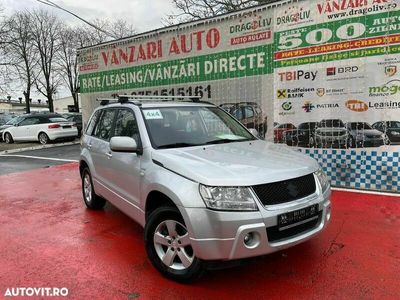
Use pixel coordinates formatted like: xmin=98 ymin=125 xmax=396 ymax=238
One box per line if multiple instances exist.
xmin=319 ymin=119 xmax=344 ymax=128
xmin=6 ymin=116 xmax=24 ymax=125
xmin=142 ymin=106 xmax=255 ymax=149
xmin=347 ymin=122 xmax=372 ymax=130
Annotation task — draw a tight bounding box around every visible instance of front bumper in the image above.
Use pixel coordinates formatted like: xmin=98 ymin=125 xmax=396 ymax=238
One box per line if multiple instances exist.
xmin=183 ymin=186 xmax=331 ymax=261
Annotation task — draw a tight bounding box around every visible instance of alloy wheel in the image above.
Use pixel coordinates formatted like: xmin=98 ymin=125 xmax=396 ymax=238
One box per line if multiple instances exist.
xmin=153 ymin=220 xmax=194 ymax=270
xmin=83 ymin=173 xmax=92 ymax=203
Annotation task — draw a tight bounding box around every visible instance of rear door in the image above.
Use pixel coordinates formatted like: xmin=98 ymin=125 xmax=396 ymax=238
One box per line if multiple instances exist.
xmin=90 ymin=108 xmax=118 ymax=194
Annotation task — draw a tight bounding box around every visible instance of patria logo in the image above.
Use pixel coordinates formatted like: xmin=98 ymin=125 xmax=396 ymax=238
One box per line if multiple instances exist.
xmin=302 ymin=101 xmax=315 ymax=112
xmin=302 ymin=101 xmax=339 ymax=112
xmin=277 ymin=6 xmax=311 ymax=25
xmin=369 ymin=80 xmax=400 ymax=96
xmin=230 ymin=13 xmax=272 ymax=34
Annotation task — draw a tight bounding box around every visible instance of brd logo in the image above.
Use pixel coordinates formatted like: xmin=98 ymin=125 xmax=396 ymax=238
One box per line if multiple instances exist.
xmin=345 ymin=100 xmax=368 ymax=112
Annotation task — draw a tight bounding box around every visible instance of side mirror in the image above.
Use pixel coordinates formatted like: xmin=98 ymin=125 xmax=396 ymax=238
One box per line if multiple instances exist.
xmin=248 ymin=128 xmax=260 ymax=138
xmin=110 ymin=136 xmax=139 ymax=153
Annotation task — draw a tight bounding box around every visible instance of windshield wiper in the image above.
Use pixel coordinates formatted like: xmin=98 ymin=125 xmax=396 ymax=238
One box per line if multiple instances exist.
xmin=157 ymin=142 xmax=200 ymax=149
xmin=205 ymin=138 xmax=249 ymax=145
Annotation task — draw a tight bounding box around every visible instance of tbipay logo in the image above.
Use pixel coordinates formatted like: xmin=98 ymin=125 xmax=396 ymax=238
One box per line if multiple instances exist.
xmin=369 ymin=80 xmax=400 ymax=97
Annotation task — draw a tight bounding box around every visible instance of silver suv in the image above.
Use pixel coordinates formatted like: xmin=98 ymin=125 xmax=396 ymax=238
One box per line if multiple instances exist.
xmin=80 ymin=96 xmax=331 ymax=281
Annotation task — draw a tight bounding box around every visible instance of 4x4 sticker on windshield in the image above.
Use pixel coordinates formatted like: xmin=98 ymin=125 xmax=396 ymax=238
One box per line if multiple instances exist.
xmin=144 ymin=110 xmax=163 ymax=119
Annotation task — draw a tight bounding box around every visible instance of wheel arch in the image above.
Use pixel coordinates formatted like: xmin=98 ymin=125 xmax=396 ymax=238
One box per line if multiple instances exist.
xmin=145 ymin=190 xmax=180 ymax=222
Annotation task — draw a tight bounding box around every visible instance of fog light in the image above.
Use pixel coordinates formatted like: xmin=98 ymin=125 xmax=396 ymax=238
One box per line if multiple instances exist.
xmin=243 ymin=231 xmax=260 ymax=248
xmin=244 ymin=233 xmax=252 ymax=245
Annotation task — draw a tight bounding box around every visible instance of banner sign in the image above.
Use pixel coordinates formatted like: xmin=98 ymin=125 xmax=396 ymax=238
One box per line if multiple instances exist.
xmin=78 ymin=0 xmax=400 ymax=192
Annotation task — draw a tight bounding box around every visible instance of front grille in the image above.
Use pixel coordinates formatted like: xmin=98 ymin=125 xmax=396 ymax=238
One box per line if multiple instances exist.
xmin=252 ymin=174 xmax=316 ymax=206
xmin=317 ymin=131 xmax=346 ymax=137
xmin=267 ymin=211 xmax=322 ymax=242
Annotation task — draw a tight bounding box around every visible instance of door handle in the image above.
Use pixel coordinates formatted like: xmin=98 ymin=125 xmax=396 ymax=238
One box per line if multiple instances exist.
xmin=105 ymin=152 xmax=113 ymax=159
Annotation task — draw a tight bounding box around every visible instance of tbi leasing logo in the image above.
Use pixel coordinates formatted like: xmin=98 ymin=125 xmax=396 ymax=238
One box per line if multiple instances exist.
xmin=278 ymin=70 xmax=317 ymax=81
xmin=345 ymin=100 xmax=368 ymax=112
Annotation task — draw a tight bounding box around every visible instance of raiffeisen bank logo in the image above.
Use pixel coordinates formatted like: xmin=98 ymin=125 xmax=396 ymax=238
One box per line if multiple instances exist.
xmin=276 ymin=6 xmax=312 ymax=26
xmin=369 ymin=80 xmax=400 ymax=97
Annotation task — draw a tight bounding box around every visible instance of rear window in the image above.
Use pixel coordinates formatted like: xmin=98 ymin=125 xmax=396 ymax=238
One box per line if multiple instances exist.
xmin=49 ymin=117 xmax=68 ymax=123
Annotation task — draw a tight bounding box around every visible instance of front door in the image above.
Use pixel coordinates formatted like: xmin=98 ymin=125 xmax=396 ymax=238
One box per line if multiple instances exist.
xmin=107 ymin=108 xmax=142 ymax=208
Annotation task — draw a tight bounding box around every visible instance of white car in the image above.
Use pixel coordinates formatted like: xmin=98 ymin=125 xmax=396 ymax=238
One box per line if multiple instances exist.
xmin=3 ymin=113 xmax=78 ymax=144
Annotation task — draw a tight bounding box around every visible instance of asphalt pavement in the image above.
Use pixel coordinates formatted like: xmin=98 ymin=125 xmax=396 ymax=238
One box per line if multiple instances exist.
xmin=0 ymin=144 xmax=80 ymax=175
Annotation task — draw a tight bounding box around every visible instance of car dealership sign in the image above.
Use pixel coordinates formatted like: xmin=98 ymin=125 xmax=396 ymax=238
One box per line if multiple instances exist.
xmin=78 ymin=0 xmax=400 ymax=192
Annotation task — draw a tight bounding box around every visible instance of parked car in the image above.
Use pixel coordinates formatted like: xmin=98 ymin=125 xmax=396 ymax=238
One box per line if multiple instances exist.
xmin=0 ymin=115 xmax=25 ymax=142
xmin=274 ymin=123 xmax=296 ymax=143
xmin=372 ymin=121 xmax=400 ymax=145
xmin=219 ymin=102 xmax=267 ymax=137
xmin=80 ymin=96 xmax=331 ymax=281
xmin=2 ymin=113 xmax=78 ymax=144
xmin=314 ymin=119 xmax=348 ymax=148
xmin=346 ymin=122 xmax=388 ymax=148
xmin=285 ymin=122 xmax=318 ymax=147
xmin=63 ymin=113 xmax=82 ymax=137
xmin=0 ymin=114 xmax=15 ymax=126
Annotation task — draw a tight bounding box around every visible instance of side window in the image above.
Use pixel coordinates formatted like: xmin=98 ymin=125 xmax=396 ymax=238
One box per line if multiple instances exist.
xmin=86 ymin=110 xmax=102 ymax=136
xmin=93 ymin=109 xmax=117 ymax=141
xmin=244 ymin=107 xmax=255 ymax=118
xmin=113 ymin=109 xmax=140 ymax=143
xmin=19 ymin=117 xmax=40 ymax=126
xmin=232 ymin=108 xmax=243 ymax=120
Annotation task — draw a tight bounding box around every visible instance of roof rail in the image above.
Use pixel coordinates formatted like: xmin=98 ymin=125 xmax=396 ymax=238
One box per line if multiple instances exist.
xmin=96 ymin=95 xmax=208 ymax=106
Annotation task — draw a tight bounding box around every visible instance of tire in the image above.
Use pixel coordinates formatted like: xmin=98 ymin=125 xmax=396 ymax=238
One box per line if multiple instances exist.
xmin=144 ymin=206 xmax=205 ymax=282
xmin=81 ymin=167 xmax=106 ymax=210
xmin=38 ymin=132 xmax=50 ymax=145
xmin=4 ymin=132 xmax=13 ymax=144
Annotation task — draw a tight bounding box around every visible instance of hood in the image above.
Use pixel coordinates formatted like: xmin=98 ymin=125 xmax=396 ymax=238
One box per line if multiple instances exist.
xmin=0 ymin=124 xmax=13 ymax=131
xmin=151 ymin=140 xmax=319 ymax=186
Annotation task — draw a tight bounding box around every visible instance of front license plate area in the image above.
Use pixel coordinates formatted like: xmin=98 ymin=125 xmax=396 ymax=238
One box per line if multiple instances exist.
xmin=278 ymin=204 xmax=319 ymax=228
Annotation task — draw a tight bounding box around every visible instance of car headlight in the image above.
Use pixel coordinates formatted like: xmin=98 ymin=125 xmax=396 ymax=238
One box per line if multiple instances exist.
xmin=391 ymin=131 xmax=400 ymax=136
xmin=199 ymin=185 xmax=258 ymax=211
xmin=315 ymin=168 xmax=330 ymax=193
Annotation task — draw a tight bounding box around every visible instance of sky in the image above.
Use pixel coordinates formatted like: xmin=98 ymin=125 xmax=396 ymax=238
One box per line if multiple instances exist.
xmin=0 ymin=0 xmax=178 ymax=100
xmin=2 ymin=0 xmax=177 ymax=32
